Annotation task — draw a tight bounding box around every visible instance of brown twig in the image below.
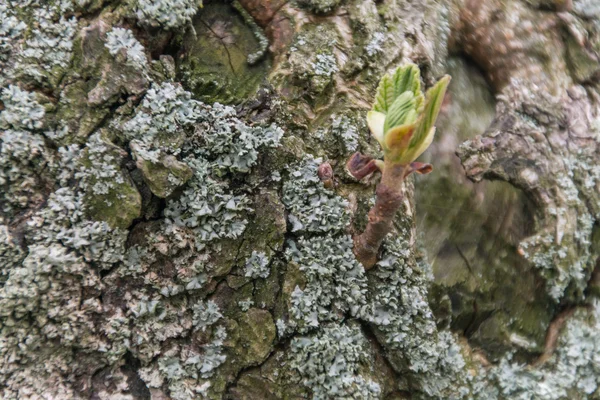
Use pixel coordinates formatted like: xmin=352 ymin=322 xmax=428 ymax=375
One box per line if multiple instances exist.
xmin=352 ymin=161 xmax=406 ymax=269
xmin=348 ymin=154 xmax=432 ymax=269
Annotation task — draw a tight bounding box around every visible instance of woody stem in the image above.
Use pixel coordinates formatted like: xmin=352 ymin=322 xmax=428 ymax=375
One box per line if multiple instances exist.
xmin=353 ymin=161 xmax=407 ymax=269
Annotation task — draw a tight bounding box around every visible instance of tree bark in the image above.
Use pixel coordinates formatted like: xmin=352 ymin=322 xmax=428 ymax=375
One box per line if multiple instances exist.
xmin=0 ymin=0 xmax=599 ymax=399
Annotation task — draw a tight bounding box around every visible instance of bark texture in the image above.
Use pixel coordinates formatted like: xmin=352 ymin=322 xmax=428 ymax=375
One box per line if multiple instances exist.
xmin=0 ymin=0 xmax=599 ymax=399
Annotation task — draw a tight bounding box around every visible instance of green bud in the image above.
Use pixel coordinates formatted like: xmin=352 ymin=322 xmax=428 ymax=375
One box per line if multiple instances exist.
xmin=368 ymin=63 xmax=450 ymax=165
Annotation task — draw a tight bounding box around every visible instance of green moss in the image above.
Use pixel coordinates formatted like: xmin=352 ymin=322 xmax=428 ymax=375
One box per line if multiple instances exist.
xmin=84 ymin=181 xmax=141 ymax=229
xmin=235 ymin=308 xmax=276 ymax=365
xmin=254 ymin=260 xmax=282 ymax=310
xmin=134 ymin=153 xmax=193 ymax=198
xmin=296 ymin=0 xmax=342 ymax=14
xmin=236 ymin=189 xmax=286 ymax=262
xmin=80 ymin=133 xmax=142 ymax=229
xmin=178 ymin=2 xmax=270 ymax=104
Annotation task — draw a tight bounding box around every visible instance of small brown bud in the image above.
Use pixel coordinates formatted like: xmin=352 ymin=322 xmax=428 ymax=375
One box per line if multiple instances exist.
xmin=318 ymin=162 xmax=334 ymax=188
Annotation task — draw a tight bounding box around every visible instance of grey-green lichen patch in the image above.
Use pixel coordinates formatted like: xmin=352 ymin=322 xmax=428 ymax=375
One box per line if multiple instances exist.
xmin=116 ymin=81 xmax=194 ymax=196
xmin=366 ymin=236 xmax=471 ymax=397
xmin=468 ymin=301 xmax=600 ymax=399
xmin=1 ymin=1 xmax=77 ymax=89
xmin=133 ymin=0 xmax=201 ymax=30
xmin=284 ymin=23 xmax=340 ymax=99
xmin=138 ymin=305 xmax=228 ymax=400
xmin=308 ymin=112 xmax=367 ymax=160
xmin=177 ymin=2 xmax=271 ymax=104
xmin=27 ymin=184 xmax=128 ymax=267
xmin=0 ymin=5 xmax=26 ymax=83
xmin=105 ymin=27 xmax=149 ymax=70
xmin=330 ymin=115 xmax=359 ymax=154
xmin=282 ymin=157 xmax=350 ymax=234
xmin=286 ymin=235 xmax=369 ymax=332
xmin=188 ymin=102 xmax=283 ymax=175
xmin=164 ymin=156 xmax=251 ymax=246
xmin=0 ymin=225 xmax=24 ymax=285
xmin=0 ymin=84 xmax=56 ymax=216
xmin=118 ymin=80 xmax=282 ymax=206
xmin=164 ymin=127 xmax=282 ymax=245
xmin=0 ymin=85 xmax=45 ymax=130
xmin=516 ymin=154 xmax=597 ymax=302
xmin=115 ymin=220 xmax=221 ymax=298
xmin=289 ymin=322 xmax=381 ymax=399
xmin=245 ymin=251 xmax=270 ymax=279
xmin=0 ymin=135 xmax=130 ymax=397
xmin=119 ymin=81 xmax=194 ymax=159
xmin=193 ymin=300 xmax=223 ymax=331
xmin=46 ymin=18 xmax=150 ymax=145
xmin=280 ymin=156 xmax=372 ymax=349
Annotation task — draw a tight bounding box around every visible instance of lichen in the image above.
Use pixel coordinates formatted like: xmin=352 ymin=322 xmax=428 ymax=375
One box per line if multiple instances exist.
xmin=188 ymin=102 xmax=283 ymax=174
xmin=286 ymin=235 xmax=369 ymax=332
xmin=0 ymin=5 xmax=26 ymax=74
xmin=164 ymin=157 xmax=251 ymax=246
xmin=5 ymin=1 xmax=77 ymax=87
xmin=0 ymin=85 xmax=45 ymax=130
xmin=134 ymin=0 xmax=201 ymax=29
xmin=285 ymin=24 xmax=340 ymax=96
xmin=244 ymin=251 xmax=271 ymax=279
xmin=141 ymin=324 xmax=227 ymax=399
xmin=0 ymin=129 xmax=51 ymax=213
xmin=282 ymin=157 xmax=350 ymax=234
xmin=289 ymin=322 xmax=381 ymax=399
xmin=470 ymin=301 xmax=600 ymax=399
xmin=119 ymin=82 xmax=200 ymax=162
xmin=193 ymin=300 xmax=223 ymax=331
xmin=331 ymin=115 xmax=360 ymax=154
xmin=105 ymin=27 xmax=148 ymax=70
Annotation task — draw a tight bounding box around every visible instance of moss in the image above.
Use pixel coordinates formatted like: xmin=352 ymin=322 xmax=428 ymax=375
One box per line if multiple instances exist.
xmin=134 ymin=153 xmax=193 ymax=198
xmin=254 ymin=260 xmax=282 ymax=310
xmin=235 ymin=308 xmax=276 ymax=365
xmin=178 ymin=2 xmax=270 ymax=104
xmin=236 ymin=189 xmax=286 ymax=263
xmin=564 ymin=29 xmax=600 ymax=82
xmin=271 ymin=22 xmax=342 ymax=109
xmin=50 ymin=80 xmax=111 ymax=144
xmin=84 ymin=179 xmax=141 ymax=229
xmin=80 ymin=133 xmax=142 ymax=229
xmin=296 ymin=0 xmax=342 ymax=14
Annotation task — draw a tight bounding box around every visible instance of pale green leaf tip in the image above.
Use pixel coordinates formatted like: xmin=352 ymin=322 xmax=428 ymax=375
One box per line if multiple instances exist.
xmin=367 ymin=111 xmax=386 ymax=147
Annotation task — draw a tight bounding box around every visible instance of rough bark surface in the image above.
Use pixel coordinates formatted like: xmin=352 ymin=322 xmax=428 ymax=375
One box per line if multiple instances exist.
xmin=0 ymin=0 xmax=599 ymax=399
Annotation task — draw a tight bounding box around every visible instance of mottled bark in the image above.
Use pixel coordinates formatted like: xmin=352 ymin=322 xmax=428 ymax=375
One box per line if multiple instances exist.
xmin=0 ymin=0 xmax=599 ymax=399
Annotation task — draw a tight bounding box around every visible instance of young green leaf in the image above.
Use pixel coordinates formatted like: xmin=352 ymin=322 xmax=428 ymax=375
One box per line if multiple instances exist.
xmin=391 ymin=63 xmax=421 ymax=100
xmin=399 ymin=127 xmax=436 ymax=164
xmin=383 ymin=91 xmax=416 ymax=133
xmin=372 ymin=73 xmax=395 ymax=113
xmin=372 ymin=63 xmax=422 ymax=113
xmin=367 ymin=111 xmax=386 ymax=147
xmin=409 ymin=75 xmax=450 ymax=151
xmin=384 ymin=123 xmax=415 ymax=159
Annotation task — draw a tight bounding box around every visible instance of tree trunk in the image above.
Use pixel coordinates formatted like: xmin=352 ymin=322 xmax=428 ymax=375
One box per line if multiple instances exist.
xmin=0 ymin=0 xmax=599 ymax=399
